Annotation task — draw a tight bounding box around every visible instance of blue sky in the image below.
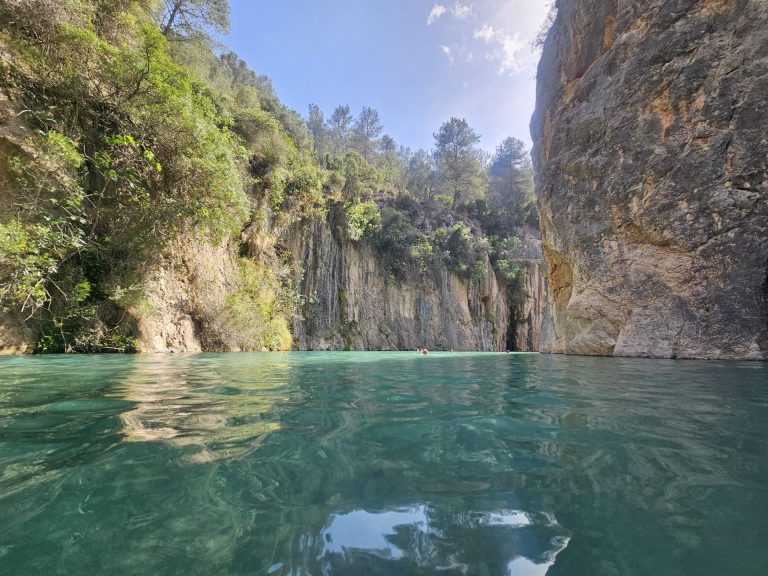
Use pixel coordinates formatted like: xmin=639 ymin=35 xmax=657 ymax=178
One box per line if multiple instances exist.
xmin=224 ymin=1 xmax=550 ymax=152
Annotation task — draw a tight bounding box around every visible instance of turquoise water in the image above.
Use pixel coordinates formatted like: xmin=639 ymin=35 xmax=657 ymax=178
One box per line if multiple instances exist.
xmin=0 ymin=352 xmax=766 ymax=576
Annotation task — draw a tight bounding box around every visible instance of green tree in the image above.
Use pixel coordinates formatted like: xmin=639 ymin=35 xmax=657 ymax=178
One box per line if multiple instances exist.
xmin=488 ymin=136 xmax=535 ymax=228
xmin=307 ymin=103 xmax=327 ymax=157
xmin=533 ymin=1 xmax=558 ymax=49
xmin=403 ymin=148 xmax=434 ymax=200
xmin=341 ymin=151 xmax=381 ymax=203
xmin=377 ymin=134 xmax=403 ymax=187
xmin=432 ymin=117 xmax=485 ymax=209
xmin=352 ymin=106 xmax=383 ymax=162
xmin=160 ymin=0 xmax=230 ymax=37
xmin=328 ymin=105 xmax=353 ymax=157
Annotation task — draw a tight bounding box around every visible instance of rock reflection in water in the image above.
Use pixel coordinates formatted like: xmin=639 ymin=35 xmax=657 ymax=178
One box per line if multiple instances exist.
xmin=282 ymin=504 xmax=569 ymax=575
xmin=119 ymin=354 xmax=292 ymax=461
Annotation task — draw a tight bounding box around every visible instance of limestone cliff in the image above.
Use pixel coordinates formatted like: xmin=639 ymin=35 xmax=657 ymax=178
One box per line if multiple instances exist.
xmin=133 ymin=239 xmax=238 ymax=353
xmin=0 ymin=223 xmax=544 ymax=354
xmin=135 ymin=221 xmax=546 ymax=353
xmin=532 ymin=0 xmax=768 ymax=359
xmin=284 ymin=221 xmax=543 ymax=351
xmin=511 ymin=258 xmax=545 ymax=353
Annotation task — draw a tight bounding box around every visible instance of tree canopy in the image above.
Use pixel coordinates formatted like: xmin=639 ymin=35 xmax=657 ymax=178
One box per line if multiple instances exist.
xmin=160 ymin=0 xmax=230 ymax=37
xmin=433 ymin=117 xmax=486 ymax=209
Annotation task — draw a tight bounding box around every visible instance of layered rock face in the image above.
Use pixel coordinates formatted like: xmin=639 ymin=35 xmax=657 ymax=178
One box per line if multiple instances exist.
xmin=512 ymin=259 xmax=545 ymax=353
xmin=285 ymin=221 xmax=543 ymax=351
xmin=135 ymin=223 xmax=546 ymax=353
xmin=532 ymin=0 xmax=768 ymax=359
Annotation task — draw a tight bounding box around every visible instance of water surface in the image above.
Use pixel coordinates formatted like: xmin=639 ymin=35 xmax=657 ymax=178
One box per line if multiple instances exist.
xmin=0 ymin=352 xmax=766 ymax=575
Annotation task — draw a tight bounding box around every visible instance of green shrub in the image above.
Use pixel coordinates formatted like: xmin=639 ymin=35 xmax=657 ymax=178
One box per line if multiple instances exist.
xmin=346 ymin=201 xmax=381 ymax=241
xmin=1 ymin=130 xmax=88 ymax=317
xmin=374 ymin=207 xmax=430 ymax=278
xmin=433 ymin=223 xmax=489 ymax=279
xmin=210 ymin=258 xmax=295 ymax=351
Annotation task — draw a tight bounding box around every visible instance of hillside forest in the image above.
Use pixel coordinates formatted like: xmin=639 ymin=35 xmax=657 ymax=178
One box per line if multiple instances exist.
xmin=0 ymin=0 xmax=538 ymax=352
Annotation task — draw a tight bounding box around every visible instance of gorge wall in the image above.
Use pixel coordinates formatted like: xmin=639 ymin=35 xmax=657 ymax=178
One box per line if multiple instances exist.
xmin=284 ymin=221 xmax=543 ymax=352
xmin=532 ymin=0 xmax=768 ymax=359
xmin=0 ymin=0 xmax=545 ymax=355
xmin=0 ymin=224 xmax=544 ymax=354
xmin=105 ymin=223 xmax=546 ymax=353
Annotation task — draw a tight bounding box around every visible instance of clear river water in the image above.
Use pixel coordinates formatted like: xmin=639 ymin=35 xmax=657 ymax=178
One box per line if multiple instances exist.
xmin=0 ymin=352 xmax=766 ymax=576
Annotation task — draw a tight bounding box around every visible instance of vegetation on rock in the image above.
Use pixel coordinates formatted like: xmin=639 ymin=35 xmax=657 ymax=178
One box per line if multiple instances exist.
xmin=0 ymin=0 xmax=538 ymax=353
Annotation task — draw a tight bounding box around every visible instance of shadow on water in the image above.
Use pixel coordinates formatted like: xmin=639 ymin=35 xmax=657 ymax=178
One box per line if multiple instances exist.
xmin=0 ymin=353 xmax=766 ymax=575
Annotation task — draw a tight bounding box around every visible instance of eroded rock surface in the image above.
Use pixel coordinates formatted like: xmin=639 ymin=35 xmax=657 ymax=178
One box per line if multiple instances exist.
xmin=284 ymin=221 xmax=542 ymax=351
xmin=532 ymin=0 xmax=768 ymax=359
xmin=135 ymin=239 xmax=238 ymax=353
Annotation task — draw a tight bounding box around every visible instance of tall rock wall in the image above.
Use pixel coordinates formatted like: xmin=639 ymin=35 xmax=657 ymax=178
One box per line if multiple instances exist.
xmin=285 ymin=221 xmax=535 ymax=351
xmin=512 ymin=259 xmax=545 ymax=353
xmin=531 ymin=0 xmax=768 ymax=359
xmin=133 ymin=221 xmax=547 ymax=353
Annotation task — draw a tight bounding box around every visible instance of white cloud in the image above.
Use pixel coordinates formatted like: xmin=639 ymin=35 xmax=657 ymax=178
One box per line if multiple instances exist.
xmin=473 ymin=23 xmax=495 ymax=42
xmin=427 ymin=4 xmax=447 ymax=25
xmin=496 ymin=32 xmax=525 ymax=75
xmin=432 ymin=3 xmax=533 ymax=76
xmin=471 ymin=21 xmax=527 ymax=76
xmin=451 ymin=2 xmax=473 ymax=19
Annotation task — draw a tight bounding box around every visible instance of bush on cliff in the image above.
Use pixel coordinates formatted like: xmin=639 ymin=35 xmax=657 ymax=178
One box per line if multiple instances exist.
xmin=0 ymin=0 xmax=308 ymax=351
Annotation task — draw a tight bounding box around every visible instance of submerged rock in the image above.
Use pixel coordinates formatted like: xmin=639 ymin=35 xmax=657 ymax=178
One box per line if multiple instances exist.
xmin=532 ymin=0 xmax=768 ymax=359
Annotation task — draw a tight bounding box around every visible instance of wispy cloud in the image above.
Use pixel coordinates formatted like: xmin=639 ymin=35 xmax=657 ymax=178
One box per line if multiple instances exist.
xmin=473 ymin=22 xmax=526 ymax=75
xmin=473 ymin=24 xmax=495 ymax=42
xmin=431 ymin=5 xmax=534 ymax=77
xmin=451 ymin=2 xmax=473 ymax=19
xmin=428 ymin=2 xmax=473 ymax=25
xmin=495 ymin=32 xmax=525 ymax=75
xmin=427 ymin=4 xmax=447 ymax=25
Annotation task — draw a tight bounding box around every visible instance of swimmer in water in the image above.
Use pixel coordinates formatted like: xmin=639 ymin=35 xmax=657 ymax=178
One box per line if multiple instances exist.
xmin=421 ymin=348 xmax=428 ymax=356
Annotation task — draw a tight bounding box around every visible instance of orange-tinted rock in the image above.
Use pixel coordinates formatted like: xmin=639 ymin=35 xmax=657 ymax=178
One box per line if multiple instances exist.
xmin=532 ymin=0 xmax=768 ymax=359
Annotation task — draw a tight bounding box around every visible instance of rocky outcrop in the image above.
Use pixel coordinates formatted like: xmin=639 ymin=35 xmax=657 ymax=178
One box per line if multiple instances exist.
xmin=0 ymin=312 xmax=34 ymax=354
xmin=133 ymin=238 xmax=238 ymax=353
xmin=285 ymin=221 xmax=529 ymax=351
xmin=532 ymin=0 xmax=768 ymax=359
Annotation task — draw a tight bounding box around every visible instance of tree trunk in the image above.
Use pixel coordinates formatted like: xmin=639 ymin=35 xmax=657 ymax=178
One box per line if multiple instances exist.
xmin=162 ymin=1 xmax=182 ymax=36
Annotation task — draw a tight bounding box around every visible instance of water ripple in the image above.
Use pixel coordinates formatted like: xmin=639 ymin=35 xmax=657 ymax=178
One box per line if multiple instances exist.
xmin=0 ymin=352 xmax=766 ymax=575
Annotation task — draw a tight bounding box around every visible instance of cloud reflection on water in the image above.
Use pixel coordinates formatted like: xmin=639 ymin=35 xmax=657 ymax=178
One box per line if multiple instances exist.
xmin=284 ymin=504 xmax=570 ymax=575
